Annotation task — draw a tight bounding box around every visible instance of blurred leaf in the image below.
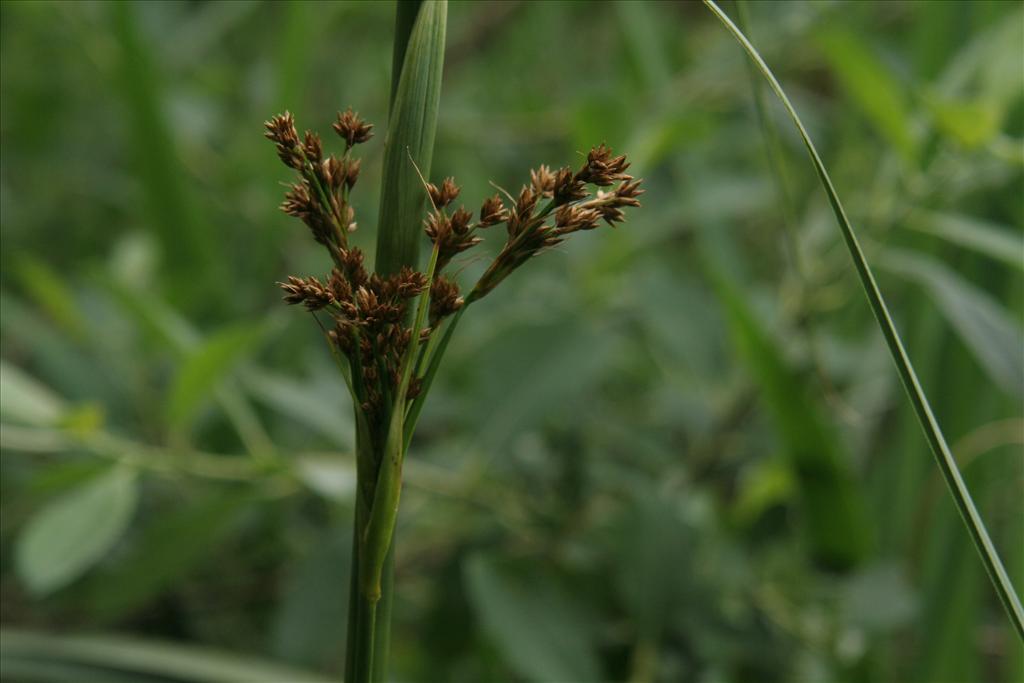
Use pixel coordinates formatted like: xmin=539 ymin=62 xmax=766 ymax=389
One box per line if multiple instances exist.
xmin=104 ymin=277 xmax=199 ymax=353
xmin=166 ymin=324 xmax=265 ymax=428
xmin=14 ymin=257 xmax=87 ymax=339
xmin=110 ymin=1 xmax=225 ymax=309
xmin=244 ymin=369 xmax=354 ymax=447
xmin=0 ymin=424 xmax=68 ymax=453
xmin=925 ymin=96 xmax=1002 ymax=149
xmin=907 ymin=210 xmax=1024 ymax=272
xmin=295 ymin=457 xmax=356 ymax=503
xmin=880 ymin=248 xmax=1024 ymax=399
xmin=817 ymin=28 xmax=916 ymax=161
xmin=0 ymin=630 xmax=334 ymax=683
xmin=475 ymin=321 xmax=620 ymax=451
xmin=710 ymin=268 xmax=871 ymax=569
xmin=464 ymin=554 xmax=601 ymax=683
xmin=88 ymin=489 xmax=251 ymax=622
xmin=612 ymin=492 xmax=690 ymax=637
xmin=0 ymin=361 xmax=65 ymax=426
xmin=841 ymin=564 xmax=918 ymax=631
xmin=271 ymin=530 xmax=352 ymax=669
xmin=732 ymin=456 xmax=797 ymax=527
xmin=936 ymin=6 xmax=1024 ymax=114
xmin=16 ymin=465 xmax=138 ymax=595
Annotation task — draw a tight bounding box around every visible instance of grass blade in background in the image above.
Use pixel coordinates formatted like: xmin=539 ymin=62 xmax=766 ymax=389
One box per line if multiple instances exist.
xmin=110 ymin=2 xmax=224 ymax=312
xmin=703 ymin=0 xmax=1024 ymax=638
xmin=0 ymin=630 xmax=334 ymax=683
xmin=711 ymin=269 xmax=872 ymax=569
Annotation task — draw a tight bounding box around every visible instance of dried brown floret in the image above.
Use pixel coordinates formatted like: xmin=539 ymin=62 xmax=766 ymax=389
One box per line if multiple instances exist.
xmin=575 ymin=143 xmax=631 ymax=186
xmin=554 ymin=204 xmax=602 ymax=234
xmin=479 ymin=194 xmax=508 ymax=227
xmin=264 ymin=112 xmax=303 ymax=169
xmin=429 ymin=276 xmax=464 ymax=327
xmin=450 ymin=207 xmax=473 ymax=235
xmin=426 ymin=177 xmax=460 ymax=208
xmin=333 ymin=108 xmax=374 ymax=147
xmin=424 ymin=210 xmax=481 ymax=271
xmin=337 ymin=247 xmax=369 ymax=289
xmin=279 ymin=275 xmax=333 ymax=311
xmin=345 ymin=158 xmax=362 ymax=190
xmin=394 ymin=265 xmax=429 ymax=299
xmin=303 ymin=130 xmax=323 ymax=163
xmin=530 ymin=165 xmax=556 ymax=196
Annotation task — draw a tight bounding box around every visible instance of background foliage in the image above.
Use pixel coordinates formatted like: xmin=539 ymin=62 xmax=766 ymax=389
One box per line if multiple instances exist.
xmin=1 ymin=1 xmax=1022 ymax=681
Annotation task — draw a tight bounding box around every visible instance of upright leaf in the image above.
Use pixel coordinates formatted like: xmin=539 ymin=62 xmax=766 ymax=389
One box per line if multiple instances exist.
xmin=374 ymin=0 xmax=447 ymax=276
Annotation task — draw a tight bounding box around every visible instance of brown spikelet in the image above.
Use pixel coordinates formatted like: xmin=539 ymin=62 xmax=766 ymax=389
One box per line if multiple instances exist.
xmin=426 ymin=177 xmax=460 ymax=208
xmin=279 ymin=275 xmax=333 ymax=311
xmin=479 ymin=194 xmax=508 ymax=227
xmin=333 ymin=108 xmax=374 ymax=147
xmin=429 ymin=276 xmax=464 ymax=327
xmin=264 ymin=112 xmax=303 ymax=169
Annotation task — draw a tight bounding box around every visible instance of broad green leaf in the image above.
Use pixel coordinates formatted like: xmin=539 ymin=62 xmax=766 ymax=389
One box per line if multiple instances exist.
xmin=165 ymin=324 xmax=264 ymax=428
xmin=0 ymin=361 xmax=65 ymax=426
xmin=16 ymin=466 xmax=138 ymax=595
xmin=705 ymin=0 xmax=1024 ymax=637
xmin=464 ymin=554 xmax=601 ymax=683
xmin=476 ymin=322 xmax=620 ymax=451
xmin=817 ymin=28 xmax=916 ymax=161
xmin=907 ymin=210 xmax=1024 ymax=272
xmin=880 ymin=248 xmax=1024 ymax=399
xmin=374 ymin=0 xmax=446 ymax=275
xmin=87 ymin=490 xmax=250 ymax=622
xmin=0 ymin=630 xmax=334 ymax=683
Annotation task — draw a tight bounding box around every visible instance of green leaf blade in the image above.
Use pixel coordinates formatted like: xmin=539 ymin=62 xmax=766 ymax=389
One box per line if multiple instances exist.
xmin=374 ymin=0 xmax=447 ymax=276
xmin=16 ymin=466 xmax=139 ymax=595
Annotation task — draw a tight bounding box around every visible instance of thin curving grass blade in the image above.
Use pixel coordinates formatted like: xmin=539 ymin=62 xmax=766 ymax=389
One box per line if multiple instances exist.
xmin=702 ymin=0 xmax=1024 ymax=639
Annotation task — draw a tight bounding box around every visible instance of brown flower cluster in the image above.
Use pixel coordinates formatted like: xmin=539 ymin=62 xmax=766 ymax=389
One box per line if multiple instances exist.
xmin=265 ymin=109 xmax=369 ymax=249
xmin=424 ymin=143 xmax=643 ymax=302
xmin=267 ymin=110 xmax=424 ymax=434
xmin=268 ymin=107 xmax=641 ymax=437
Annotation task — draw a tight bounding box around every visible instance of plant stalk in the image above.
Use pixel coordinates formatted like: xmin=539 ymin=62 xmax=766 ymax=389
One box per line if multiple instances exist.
xmin=344 ymin=3 xmax=447 ymax=681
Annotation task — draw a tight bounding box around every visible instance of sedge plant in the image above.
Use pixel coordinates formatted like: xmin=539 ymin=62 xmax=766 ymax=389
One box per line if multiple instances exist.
xmin=262 ymin=5 xmax=642 ymax=680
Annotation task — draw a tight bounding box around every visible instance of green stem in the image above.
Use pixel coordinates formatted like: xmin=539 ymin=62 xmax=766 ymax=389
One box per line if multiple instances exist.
xmin=403 ymin=304 xmax=466 ymax=451
xmin=344 ymin=3 xmax=447 ymax=680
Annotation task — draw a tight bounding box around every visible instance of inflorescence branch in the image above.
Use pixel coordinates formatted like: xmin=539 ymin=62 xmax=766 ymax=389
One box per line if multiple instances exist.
xmin=265 ymin=109 xmax=643 ymax=454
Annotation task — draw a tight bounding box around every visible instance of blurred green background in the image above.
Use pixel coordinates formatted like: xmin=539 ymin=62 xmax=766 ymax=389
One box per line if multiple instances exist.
xmin=1 ymin=1 xmax=1022 ymax=681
